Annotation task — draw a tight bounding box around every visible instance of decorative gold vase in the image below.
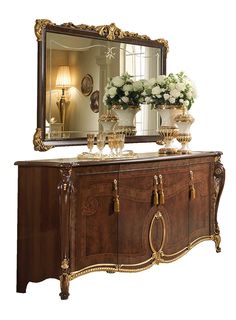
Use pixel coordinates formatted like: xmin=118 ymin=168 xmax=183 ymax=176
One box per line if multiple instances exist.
xmin=112 ymin=105 xmax=140 ymax=136
xmin=156 ymin=105 xmax=182 ymax=154
xmin=99 ymin=111 xmax=118 ymax=134
xmin=175 ymin=107 xmax=194 ymax=154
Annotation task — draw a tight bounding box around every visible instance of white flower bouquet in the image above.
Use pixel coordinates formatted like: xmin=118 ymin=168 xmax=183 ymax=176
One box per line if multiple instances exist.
xmin=143 ymin=72 xmax=197 ymax=109
xmin=103 ymin=72 xmax=145 ymax=110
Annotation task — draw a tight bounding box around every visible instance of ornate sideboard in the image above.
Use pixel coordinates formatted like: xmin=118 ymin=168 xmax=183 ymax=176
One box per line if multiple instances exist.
xmin=15 ymin=151 xmax=225 ymax=299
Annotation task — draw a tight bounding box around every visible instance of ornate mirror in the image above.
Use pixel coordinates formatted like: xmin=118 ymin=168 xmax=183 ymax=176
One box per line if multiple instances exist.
xmin=33 ymin=19 xmax=168 ymax=151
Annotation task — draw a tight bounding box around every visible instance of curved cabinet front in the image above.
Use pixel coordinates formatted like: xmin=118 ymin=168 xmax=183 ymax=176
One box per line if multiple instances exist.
xmin=15 ymin=152 xmax=225 ymax=299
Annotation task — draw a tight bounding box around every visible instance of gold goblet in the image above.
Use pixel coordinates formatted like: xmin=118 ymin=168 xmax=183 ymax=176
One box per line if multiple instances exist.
xmin=108 ymin=133 xmax=115 ymax=157
xmin=87 ymin=133 xmax=95 ymax=154
xmin=96 ymin=133 xmax=105 ymax=158
xmin=117 ymin=134 xmax=125 ymax=156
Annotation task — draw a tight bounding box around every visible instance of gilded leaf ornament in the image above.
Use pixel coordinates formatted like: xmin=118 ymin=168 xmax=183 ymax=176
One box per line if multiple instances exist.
xmin=34 ymin=19 xmax=55 ymax=41
xmin=33 ymin=128 xmax=53 ymax=151
xmin=34 ymin=20 xmax=168 ymax=50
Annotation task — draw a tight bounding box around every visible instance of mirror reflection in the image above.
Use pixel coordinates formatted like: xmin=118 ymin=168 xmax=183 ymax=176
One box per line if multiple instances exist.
xmin=46 ymin=32 xmax=162 ymax=140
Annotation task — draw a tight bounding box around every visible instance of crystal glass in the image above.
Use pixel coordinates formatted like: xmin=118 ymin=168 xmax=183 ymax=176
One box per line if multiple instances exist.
xmin=108 ymin=133 xmax=115 ymax=156
xmin=113 ymin=134 xmax=120 ymax=156
xmin=96 ymin=133 xmax=105 ymax=158
xmin=87 ymin=133 xmax=95 ymax=153
xmin=117 ymin=133 xmax=125 ymax=156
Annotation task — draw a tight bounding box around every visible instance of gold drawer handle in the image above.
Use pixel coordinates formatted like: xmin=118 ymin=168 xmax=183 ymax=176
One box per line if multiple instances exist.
xmin=189 ymin=170 xmax=196 ymax=200
xmin=113 ymin=179 xmax=120 ymax=214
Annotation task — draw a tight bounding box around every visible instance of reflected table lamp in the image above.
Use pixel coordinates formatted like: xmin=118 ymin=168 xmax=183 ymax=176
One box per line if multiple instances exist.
xmin=56 ymin=65 xmax=71 ymax=132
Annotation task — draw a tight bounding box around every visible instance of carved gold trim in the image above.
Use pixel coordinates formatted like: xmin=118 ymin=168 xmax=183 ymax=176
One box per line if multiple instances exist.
xmin=119 ymin=256 xmax=154 ymax=269
xmin=34 ymin=19 xmax=55 ymax=41
xmin=33 ymin=128 xmax=54 ymax=151
xmin=69 ymin=234 xmax=218 ymax=281
xmin=35 ymin=20 xmax=168 ymax=49
xmin=212 ymin=155 xmax=225 ymax=253
xmin=70 ymin=264 xmax=118 ymax=281
xmin=156 ymin=38 xmax=169 ymax=52
xmin=61 ymin=258 xmax=69 ymax=270
xmin=96 ymin=23 xmax=126 ymax=40
xmin=149 ymin=211 xmax=166 ymax=264
xmin=162 ymin=236 xmax=215 ymax=263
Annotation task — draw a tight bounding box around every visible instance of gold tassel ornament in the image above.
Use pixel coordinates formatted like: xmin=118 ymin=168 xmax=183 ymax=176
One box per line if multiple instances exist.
xmin=159 ymin=175 xmax=165 ymax=205
xmin=113 ymin=179 xmax=120 ymax=214
xmin=153 ymin=175 xmax=159 ymax=206
xmin=189 ymin=171 xmax=196 ymax=200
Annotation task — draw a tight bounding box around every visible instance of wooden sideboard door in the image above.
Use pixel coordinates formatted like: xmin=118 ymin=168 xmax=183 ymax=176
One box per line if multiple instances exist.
xmin=189 ymin=161 xmax=212 ymax=242
xmin=157 ymin=165 xmax=190 ymax=257
xmin=118 ymin=166 xmax=155 ymax=267
xmin=71 ymin=168 xmax=119 ymax=271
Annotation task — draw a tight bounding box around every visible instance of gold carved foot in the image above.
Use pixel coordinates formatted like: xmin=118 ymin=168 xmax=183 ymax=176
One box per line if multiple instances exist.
xmin=213 ymin=233 xmax=221 ymax=253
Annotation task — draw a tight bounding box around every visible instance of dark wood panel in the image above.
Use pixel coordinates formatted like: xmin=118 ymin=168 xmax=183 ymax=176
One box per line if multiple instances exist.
xmin=189 ymin=162 xmax=212 ymax=242
xmin=71 ymin=171 xmax=118 ymax=271
xmin=158 ymin=166 xmax=190 ymax=255
xmin=17 ymin=166 xmax=61 ymax=293
xmin=118 ymin=168 xmax=155 ymax=266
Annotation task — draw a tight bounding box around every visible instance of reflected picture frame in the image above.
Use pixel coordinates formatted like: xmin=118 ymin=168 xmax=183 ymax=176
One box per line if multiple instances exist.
xmin=81 ymin=74 xmax=93 ymax=96
xmin=90 ymin=90 xmax=99 ymax=113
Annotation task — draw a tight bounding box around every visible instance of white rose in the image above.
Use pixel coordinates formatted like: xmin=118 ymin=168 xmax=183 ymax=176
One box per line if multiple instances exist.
xmin=143 ymin=80 xmax=151 ymax=90
xmin=149 ymin=78 xmax=157 ymax=86
xmin=133 ymin=80 xmax=143 ymax=91
xmin=108 ymin=87 xmax=117 ymax=97
xmin=170 ymin=89 xmax=181 ymax=98
xmin=164 ymin=93 xmax=170 ymax=100
xmin=169 ymin=97 xmax=176 ymax=104
xmin=121 ymin=96 xmax=129 ymax=103
xmin=186 ymin=91 xmax=193 ymax=99
xmin=145 ymin=97 xmax=152 ymax=103
xmin=156 ymin=75 xmax=166 ymax=84
xmin=169 ymin=83 xmax=175 ymax=90
xmin=151 ymin=85 xmax=161 ymax=95
xmin=179 ymin=99 xmax=184 ymax=103
xmin=112 ymin=76 xmax=125 ymax=87
xmin=176 ymin=82 xmax=186 ymax=91
xmin=123 ymin=84 xmax=133 ymax=92
xmin=183 ymin=100 xmax=190 ymax=107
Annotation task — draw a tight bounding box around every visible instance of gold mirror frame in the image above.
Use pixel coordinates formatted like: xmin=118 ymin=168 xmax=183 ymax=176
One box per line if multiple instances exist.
xmin=33 ymin=19 xmax=168 ymax=151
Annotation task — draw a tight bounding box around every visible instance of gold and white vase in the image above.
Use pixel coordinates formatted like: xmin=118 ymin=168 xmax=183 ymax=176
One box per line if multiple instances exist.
xmin=156 ymin=105 xmax=182 ymax=154
xmin=112 ymin=105 xmax=140 ymax=136
xmin=99 ymin=111 xmax=118 ymax=134
xmin=175 ymin=107 xmax=194 ymax=154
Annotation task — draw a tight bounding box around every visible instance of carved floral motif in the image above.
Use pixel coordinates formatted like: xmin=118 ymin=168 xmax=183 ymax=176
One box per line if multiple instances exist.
xmin=34 ymin=19 xmax=169 ymax=51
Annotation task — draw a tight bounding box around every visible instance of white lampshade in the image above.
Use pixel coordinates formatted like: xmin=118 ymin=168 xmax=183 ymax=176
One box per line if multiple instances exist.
xmin=56 ymin=66 xmax=71 ymax=88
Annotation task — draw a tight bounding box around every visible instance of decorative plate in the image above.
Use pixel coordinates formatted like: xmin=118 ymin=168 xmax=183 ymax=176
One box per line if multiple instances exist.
xmin=81 ymin=74 xmax=93 ymax=96
xmin=90 ymin=90 xmax=99 ymax=113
